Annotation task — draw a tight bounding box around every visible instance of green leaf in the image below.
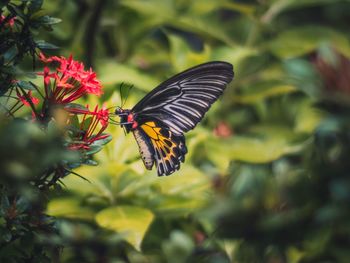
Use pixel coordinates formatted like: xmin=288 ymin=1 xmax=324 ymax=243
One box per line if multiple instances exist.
xmin=120 ymin=0 xmax=236 ymax=45
xmin=233 ymin=82 xmax=297 ymax=104
xmin=7 ymin=4 xmax=25 ymax=19
xmin=98 ymin=61 xmax=161 ymax=92
xmin=168 ymin=33 xmax=211 ymax=72
xmin=86 ymin=145 xmax=102 ymax=155
xmin=162 ymin=231 xmax=195 ymax=263
xmin=120 ymin=0 xmax=175 ymax=18
xmin=149 ymin=166 xmax=211 ymax=215
xmin=207 ymin=125 xmax=305 ymax=164
xmin=90 ymin=134 xmax=113 ymax=147
xmin=188 ymin=0 xmax=226 ymax=14
xmin=222 ymin=1 xmax=256 ymax=15
xmin=1 ymin=196 xmax=10 ymax=212
xmin=261 ymin=0 xmax=342 ymax=24
xmin=28 ymin=0 xmax=44 ymax=13
xmin=153 ymin=195 xmax=209 ymax=216
xmin=95 ymin=206 xmax=154 ymax=250
xmin=3 ymin=45 xmax=18 ymax=64
xmin=83 ymin=159 xmax=98 ymax=166
xmin=63 ymin=103 xmax=88 ymax=112
xmin=174 ymin=15 xmax=236 ymax=46
xmin=46 ymin=198 xmax=95 ymax=220
xmin=211 ymin=45 xmax=258 ymax=67
xmin=68 ymin=114 xmax=80 ymax=129
xmin=35 ymin=40 xmax=59 ymax=49
xmin=16 ymin=80 xmax=36 ymax=90
xmin=37 ymin=16 xmax=62 ymax=25
xmin=16 ymin=197 xmax=30 ymax=213
xmin=1 ymin=231 xmax=12 ymax=243
xmin=268 ymin=26 xmax=350 ymax=59
xmin=189 ymin=0 xmax=255 ymax=15
xmin=294 ymin=101 xmax=325 ymax=133
xmin=60 ymin=164 xmax=112 ymax=197
xmin=82 ymin=117 xmax=92 ymax=131
xmin=283 ymin=58 xmax=321 ymax=97
xmin=30 ymin=9 xmax=48 ymax=19
xmin=152 ymin=165 xmax=210 ymax=196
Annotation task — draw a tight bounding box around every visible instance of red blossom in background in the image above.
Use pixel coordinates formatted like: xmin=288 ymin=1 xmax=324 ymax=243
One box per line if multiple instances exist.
xmin=214 ymin=121 xmax=233 ymax=138
xmin=38 ymin=53 xmax=103 ymax=104
xmin=66 ymin=104 xmax=110 ymax=150
xmin=0 ymin=15 xmax=15 ymax=27
xmin=313 ymin=49 xmax=350 ymax=95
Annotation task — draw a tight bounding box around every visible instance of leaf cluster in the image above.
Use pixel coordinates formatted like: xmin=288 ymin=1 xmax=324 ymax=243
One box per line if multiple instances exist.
xmin=0 ymin=0 xmax=59 ymax=95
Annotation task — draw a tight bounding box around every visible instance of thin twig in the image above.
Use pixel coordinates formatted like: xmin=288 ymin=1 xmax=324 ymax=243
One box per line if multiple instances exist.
xmin=30 ymin=81 xmax=45 ymax=99
xmin=84 ymin=0 xmax=107 ymax=67
xmin=65 ymin=168 xmax=91 ymax=183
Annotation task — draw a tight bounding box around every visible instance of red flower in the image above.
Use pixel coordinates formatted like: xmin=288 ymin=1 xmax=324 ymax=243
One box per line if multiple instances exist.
xmin=66 ymin=104 xmax=110 ymax=150
xmin=37 ymin=53 xmax=103 ymax=104
xmin=213 ymin=121 xmax=233 ymax=138
xmin=0 ymin=15 xmax=15 ymax=27
xmin=16 ymin=90 xmax=40 ymax=107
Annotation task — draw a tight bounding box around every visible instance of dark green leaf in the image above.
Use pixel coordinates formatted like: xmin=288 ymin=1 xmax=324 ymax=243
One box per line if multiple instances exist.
xmin=7 ymin=4 xmax=25 ymax=18
xmin=82 ymin=117 xmax=92 ymax=131
xmin=28 ymin=0 xmax=44 ymax=13
xmin=86 ymin=145 xmax=102 ymax=155
xmin=83 ymin=159 xmax=98 ymax=166
xmin=3 ymin=45 xmax=18 ymax=64
xmin=17 ymin=80 xmax=36 ymax=90
xmin=90 ymin=134 xmax=112 ymax=147
xmin=63 ymin=103 xmax=89 ymax=112
xmin=37 ymin=16 xmax=62 ymax=25
xmin=35 ymin=40 xmax=59 ymax=49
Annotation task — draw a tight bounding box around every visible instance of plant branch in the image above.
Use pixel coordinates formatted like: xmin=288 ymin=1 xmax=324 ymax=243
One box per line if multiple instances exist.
xmin=84 ymin=0 xmax=107 ymax=68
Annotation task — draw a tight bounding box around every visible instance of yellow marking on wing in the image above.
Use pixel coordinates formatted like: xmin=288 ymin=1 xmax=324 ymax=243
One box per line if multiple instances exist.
xmin=141 ymin=123 xmax=158 ymax=139
xmin=140 ymin=121 xmax=186 ymax=175
xmin=147 ymin=121 xmax=156 ymax=127
xmin=153 ymin=136 xmax=177 ymax=161
xmin=141 ymin=123 xmax=175 ymax=156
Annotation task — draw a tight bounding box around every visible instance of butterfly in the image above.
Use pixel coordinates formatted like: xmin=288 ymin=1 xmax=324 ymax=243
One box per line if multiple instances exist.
xmin=115 ymin=61 xmax=234 ymax=176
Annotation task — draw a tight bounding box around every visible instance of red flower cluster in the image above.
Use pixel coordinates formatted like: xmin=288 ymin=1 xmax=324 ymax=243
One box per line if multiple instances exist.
xmin=38 ymin=53 xmax=103 ymax=104
xmin=66 ymin=105 xmax=110 ymax=150
xmin=12 ymin=53 xmax=110 ymax=152
xmin=10 ymin=53 xmax=110 ymax=152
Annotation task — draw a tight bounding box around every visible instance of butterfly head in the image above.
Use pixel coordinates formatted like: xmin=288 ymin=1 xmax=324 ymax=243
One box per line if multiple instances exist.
xmin=115 ymin=106 xmax=126 ymax=116
xmin=115 ymin=107 xmax=137 ymax=132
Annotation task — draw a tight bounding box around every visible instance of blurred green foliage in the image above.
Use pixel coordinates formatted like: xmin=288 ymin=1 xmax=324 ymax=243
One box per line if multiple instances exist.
xmin=2 ymin=0 xmax=350 ymax=262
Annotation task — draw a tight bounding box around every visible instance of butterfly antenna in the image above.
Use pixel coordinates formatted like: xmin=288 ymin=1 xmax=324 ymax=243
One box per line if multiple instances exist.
xmin=108 ymin=116 xmax=120 ymax=125
xmin=107 ymin=105 xmax=118 ymax=113
xmin=121 ymin=84 xmax=134 ymax=108
xmin=119 ymin=82 xmax=124 ymax=108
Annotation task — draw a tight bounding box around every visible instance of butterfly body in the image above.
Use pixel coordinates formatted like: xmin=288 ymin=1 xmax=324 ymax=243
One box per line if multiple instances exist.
xmin=116 ymin=61 xmax=234 ymax=176
xmin=132 ymin=127 xmax=155 ymax=169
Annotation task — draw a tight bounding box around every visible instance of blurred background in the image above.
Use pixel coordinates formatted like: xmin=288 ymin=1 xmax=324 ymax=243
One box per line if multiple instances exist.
xmin=4 ymin=0 xmax=350 ymax=262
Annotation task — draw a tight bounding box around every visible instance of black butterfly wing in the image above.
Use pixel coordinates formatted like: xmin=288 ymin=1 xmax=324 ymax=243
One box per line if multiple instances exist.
xmin=132 ymin=61 xmax=234 ymax=134
xmin=131 ymin=61 xmax=233 ymax=176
